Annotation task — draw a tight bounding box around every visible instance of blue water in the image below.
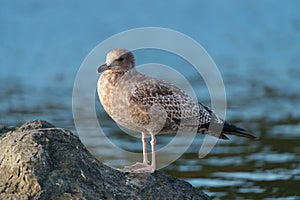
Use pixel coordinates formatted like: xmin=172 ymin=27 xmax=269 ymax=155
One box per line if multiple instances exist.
xmin=1 ymin=1 xmax=300 ymax=199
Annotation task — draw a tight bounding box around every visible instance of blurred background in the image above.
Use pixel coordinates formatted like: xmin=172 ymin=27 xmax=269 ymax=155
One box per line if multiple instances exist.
xmin=1 ymin=1 xmax=300 ymax=199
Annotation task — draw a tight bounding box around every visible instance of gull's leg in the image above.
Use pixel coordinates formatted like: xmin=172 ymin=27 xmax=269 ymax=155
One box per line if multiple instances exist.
xmin=142 ymin=132 xmax=149 ymax=164
xmin=123 ymin=133 xmax=156 ymax=173
xmin=149 ymin=133 xmax=156 ymax=172
xmin=123 ymin=132 xmax=149 ymax=171
xmin=132 ymin=133 xmax=156 ymax=173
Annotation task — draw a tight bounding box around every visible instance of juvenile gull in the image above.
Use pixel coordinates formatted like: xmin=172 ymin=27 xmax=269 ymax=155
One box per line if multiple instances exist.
xmin=97 ymin=48 xmax=255 ymax=173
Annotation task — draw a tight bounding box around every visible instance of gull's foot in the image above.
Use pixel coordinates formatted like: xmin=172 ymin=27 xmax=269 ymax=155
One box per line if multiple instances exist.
xmin=123 ymin=162 xmax=155 ymax=173
xmin=132 ymin=164 xmax=155 ymax=173
xmin=123 ymin=162 xmax=149 ymax=171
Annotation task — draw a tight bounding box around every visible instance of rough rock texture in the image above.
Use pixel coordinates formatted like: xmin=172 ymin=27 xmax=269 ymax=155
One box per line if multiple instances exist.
xmin=0 ymin=120 xmax=210 ymax=200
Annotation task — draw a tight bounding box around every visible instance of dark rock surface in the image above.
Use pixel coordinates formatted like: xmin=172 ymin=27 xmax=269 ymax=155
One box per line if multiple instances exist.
xmin=0 ymin=120 xmax=210 ymax=200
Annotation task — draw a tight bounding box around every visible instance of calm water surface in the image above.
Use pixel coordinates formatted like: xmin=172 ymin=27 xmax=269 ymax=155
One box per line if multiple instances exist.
xmin=1 ymin=1 xmax=300 ymax=199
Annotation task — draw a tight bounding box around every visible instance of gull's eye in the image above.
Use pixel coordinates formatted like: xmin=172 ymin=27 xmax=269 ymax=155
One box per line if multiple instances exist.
xmin=118 ymin=57 xmax=124 ymax=62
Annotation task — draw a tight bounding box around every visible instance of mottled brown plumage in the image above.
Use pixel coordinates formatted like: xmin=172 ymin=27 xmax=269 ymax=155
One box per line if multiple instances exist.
xmin=97 ymin=48 xmax=255 ymax=173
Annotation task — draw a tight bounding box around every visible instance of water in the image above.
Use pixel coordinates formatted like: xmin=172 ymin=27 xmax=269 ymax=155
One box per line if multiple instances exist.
xmin=1 ymin=1 xmax=300 ymax=199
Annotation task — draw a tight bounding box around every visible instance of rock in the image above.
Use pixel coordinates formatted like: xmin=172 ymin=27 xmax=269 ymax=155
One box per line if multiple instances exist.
xmin=0 ymin=125 xmax=16 ymax=136
xmin=0 ymin=120 xmax=210 ymax=200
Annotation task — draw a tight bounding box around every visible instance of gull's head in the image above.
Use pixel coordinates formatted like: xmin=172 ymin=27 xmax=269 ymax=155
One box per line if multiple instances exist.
xmin=97 ymin=48 xmax=135 ymax=73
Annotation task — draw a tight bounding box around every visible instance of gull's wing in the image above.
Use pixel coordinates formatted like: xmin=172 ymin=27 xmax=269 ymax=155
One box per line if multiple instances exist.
xmin=129 ymin=76 xmax=255 ymax=139
xmin=129 ymin=77 xmax=212 ymax=134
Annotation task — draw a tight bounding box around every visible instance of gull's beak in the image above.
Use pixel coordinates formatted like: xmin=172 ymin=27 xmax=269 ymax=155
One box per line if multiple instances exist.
xmin=97 ymin=63 xmax=109 ymax=73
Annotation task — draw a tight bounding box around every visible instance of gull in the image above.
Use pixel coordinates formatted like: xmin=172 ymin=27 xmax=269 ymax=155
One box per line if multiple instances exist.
xmin=97 ymin=48 xmax=255 ymax=173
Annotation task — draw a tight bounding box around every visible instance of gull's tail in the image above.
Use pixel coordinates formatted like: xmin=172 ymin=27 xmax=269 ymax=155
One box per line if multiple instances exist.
xmin=221 ymin=121 xmax=256 ymax=140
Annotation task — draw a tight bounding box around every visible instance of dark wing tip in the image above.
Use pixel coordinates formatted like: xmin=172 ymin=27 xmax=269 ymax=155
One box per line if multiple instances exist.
xmin=222 ymin=122 xmax=256 ymax=140
xmin=220 ymin=133 xmax=230 ymax=140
